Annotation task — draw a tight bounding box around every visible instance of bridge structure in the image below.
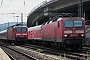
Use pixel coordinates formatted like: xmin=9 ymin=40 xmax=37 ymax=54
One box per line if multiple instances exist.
xmin=27 ymin=0 xmax=90 ymax=27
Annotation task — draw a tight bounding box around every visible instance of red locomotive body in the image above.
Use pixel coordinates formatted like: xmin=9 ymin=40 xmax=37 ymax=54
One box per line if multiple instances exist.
xmin=42 ymin=17 xmax=85 ymax=51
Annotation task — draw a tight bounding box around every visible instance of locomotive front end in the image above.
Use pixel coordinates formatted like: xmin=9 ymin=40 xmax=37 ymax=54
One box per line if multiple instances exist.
xmin=15 ymin=26 xmax=28 ymax=44
xmin=62 ymin=17 xmax=85 ymax=51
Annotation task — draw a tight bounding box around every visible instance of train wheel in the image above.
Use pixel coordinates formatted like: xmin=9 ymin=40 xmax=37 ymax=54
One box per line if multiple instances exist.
xmin=62 ymin=43 xmax=66 ymax=50
xmin=71 ymin=45 xmax=75 ymax=51
xmin=71 ymin=44 xmax=82 ymax=51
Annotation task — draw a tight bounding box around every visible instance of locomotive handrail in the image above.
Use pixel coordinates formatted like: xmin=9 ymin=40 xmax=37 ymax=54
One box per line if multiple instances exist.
xmin=86 ymin=25 xmax=90 ymax=33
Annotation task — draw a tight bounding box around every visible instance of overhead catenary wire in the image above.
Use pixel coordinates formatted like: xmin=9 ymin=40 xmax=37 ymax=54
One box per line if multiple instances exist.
xmin=0 ymin=0 xmax=3 ymax=5
xmin=2 ymin=0 xmax=13 ymax=14
xmin=17 ymin=0 xmax=27 ymax=13
xmin=0 ymin=0 xmax=13 ymax=18
xmin=0 ymin=0 xmax=27 ymax=24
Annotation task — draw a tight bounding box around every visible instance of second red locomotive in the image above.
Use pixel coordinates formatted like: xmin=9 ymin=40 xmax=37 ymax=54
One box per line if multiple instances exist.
xmin=0 ymin=26 xmax=28 ymax=45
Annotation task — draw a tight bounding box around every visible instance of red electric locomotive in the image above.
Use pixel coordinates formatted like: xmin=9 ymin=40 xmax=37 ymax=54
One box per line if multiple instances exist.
xmin=7 ymin=26 xmax=28 ymax=44
xmin=0 ymin=26 xmax=28 ymax=45
xmin=42 ymin=17 xmax=85 ymax=51
xmin=28 ymin=17 xmax=86 ymax=51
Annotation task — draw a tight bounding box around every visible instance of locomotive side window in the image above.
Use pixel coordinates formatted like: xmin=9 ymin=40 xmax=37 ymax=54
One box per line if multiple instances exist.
xmin=58 ymin=21 xmax=60 ymax=28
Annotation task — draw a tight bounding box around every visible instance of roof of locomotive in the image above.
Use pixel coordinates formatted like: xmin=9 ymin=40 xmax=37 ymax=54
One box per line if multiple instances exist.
xmin=43 ymin=17 xmax=85 ymax=25
xmin=57 ymin=17 xmax=85 ymax=21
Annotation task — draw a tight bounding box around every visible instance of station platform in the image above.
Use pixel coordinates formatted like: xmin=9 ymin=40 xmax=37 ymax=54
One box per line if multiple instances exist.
xmin=0 ymin=48 xmax=11 ymax=60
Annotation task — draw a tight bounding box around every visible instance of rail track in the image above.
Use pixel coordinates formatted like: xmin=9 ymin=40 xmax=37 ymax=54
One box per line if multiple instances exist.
xmin=8 ymin=45 xmax=61 ymax=60
xmin=20 ymin=44 xmax=89 ymax=60
xmin=1 ymin=43 xmax=90 ymax=60
xmin=0 ymin=45 xmax=38 ymax=60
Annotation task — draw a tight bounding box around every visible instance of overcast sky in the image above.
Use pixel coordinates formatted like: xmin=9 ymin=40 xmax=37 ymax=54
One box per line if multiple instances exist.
xmin=0 ymin=0 xmax=48 ymax=24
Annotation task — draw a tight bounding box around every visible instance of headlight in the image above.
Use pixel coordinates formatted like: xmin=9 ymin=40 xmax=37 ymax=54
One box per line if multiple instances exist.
xmin=64 ymin=30 xmax=72 ymax=33
xmin=81 ymin=34 xmax=84 ymax=37
xmin=64 ymin=34 xmax=67 ymax=37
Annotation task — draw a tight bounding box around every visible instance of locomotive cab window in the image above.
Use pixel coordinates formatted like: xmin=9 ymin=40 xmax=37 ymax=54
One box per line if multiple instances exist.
xmin=64 ymin=20 xmax=73 ymax=27
xmin=16 ymin=27 xmax=27 ymax=32
xmin=22 ymin=27 xmax=27 ymax=32
xmin=64 ymin=20 xmax=83 ymax=27
xmin=74 ymin=20 xmax=83 ymax=27
xmin=16 ymin=27 xmax=21 ymax=32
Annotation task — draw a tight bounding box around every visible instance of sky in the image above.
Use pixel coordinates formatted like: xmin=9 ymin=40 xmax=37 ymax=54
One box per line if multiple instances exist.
xmin=0 ymin=0 xmax=49 ymax=24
